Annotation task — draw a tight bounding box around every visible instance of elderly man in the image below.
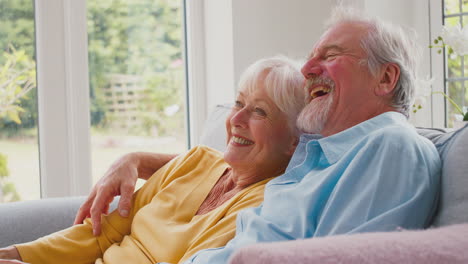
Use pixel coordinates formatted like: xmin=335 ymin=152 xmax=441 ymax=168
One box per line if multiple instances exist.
xmin=171 ymin=8 xmax=440 ymax=263
xmin=1 ymin=7 xmax=438 ymax=264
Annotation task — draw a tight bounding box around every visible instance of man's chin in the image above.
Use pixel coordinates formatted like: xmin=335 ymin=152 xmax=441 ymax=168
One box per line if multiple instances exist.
xmin=297 ymin=108 xmax=325 ymax=134
xmin=296 ymin=98 xmax=333 ymax=134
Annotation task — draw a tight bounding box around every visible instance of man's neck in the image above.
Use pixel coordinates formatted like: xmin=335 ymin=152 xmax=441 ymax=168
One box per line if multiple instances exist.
xmin=321 ymin=108 xmax=398 ymax=137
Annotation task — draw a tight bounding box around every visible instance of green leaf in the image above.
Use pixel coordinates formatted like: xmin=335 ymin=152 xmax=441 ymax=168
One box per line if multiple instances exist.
xmin=434 ymin=39 xmax=439 ymax=44
xmin=463 ymin=112 xmax=468 ymax=122
xmin=0 ymin=153 xmax=9 ymax=177
xmin=438 ymin=49 xmax=442 ymax=54
xmin=432 ymin=91 xmax=465 ymax=116
xmin=6 ymin=110 xmax=21 ymax=124
xmin=438 ymin=36 xmax=443 ymax=40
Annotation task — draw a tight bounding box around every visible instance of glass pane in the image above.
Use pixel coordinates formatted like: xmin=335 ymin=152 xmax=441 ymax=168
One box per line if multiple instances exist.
xmin=447 ymin=54 xmax=462 ymax=78
xmin=464 ymin=56 xmax=468 ymax=76
xmin=464 ymin=80 xmax=468 ymax=113
xmin=0 ymin=0 xmax=40 ymax=202
xmin=446 ymin=81 xmax=464 ymax=127
xmin=444 ymin=16 xmax=461 ymax=27
xmin=445 ymin=0 xmax=461 ymax=15
xmin=87 ymin=0 xmax=187 ymax=183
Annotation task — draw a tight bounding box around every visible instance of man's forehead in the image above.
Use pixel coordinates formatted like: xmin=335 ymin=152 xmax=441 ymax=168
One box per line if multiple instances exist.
xmin=308 ymin=44 xmax=345 ymax=58
xmin=308 ymin=23 xmax=369 ymax=58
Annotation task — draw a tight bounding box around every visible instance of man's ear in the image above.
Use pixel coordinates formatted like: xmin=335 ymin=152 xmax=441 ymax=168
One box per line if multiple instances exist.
xmin=286 ymin=136 xmax=299 ymax=156
xmin=375 ymin=63 xmax=400 ymax=96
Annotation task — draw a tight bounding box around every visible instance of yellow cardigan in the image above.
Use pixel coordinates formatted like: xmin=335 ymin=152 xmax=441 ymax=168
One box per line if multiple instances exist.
xmin=16 ymin=146 xmax=271 ymax=264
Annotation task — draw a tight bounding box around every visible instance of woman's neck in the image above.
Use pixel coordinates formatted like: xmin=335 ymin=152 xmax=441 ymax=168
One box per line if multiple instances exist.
xmin=195 ymin=166 xmax=285 ymax=215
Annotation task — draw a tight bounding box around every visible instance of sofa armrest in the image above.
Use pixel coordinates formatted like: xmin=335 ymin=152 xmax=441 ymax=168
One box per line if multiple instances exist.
xmin=0 ymin=196 xmax=120 ymax=247
xmin=228 ymin=224 xmax=468 ymax=264
xmin=1 ymin=196 xmax=111 ymax=248
xmin=0 ymin=197 xmax=88 ymax=247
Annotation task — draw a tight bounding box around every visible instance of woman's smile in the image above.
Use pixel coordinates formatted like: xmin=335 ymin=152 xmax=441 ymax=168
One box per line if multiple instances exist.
xmin=230 ymin=135 xmax=254 ymax=146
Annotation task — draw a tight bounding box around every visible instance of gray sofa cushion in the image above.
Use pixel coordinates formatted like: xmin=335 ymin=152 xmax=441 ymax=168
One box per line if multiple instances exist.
xmin=419 ymin=123 xmax=468 ymax=227
xmin=199 ymin=104 xmax=231 ymax=152
xmin=0 ymin=196 xmax=119 ymax=247
xmin=0 ymin=196 xmax=86 ymax=247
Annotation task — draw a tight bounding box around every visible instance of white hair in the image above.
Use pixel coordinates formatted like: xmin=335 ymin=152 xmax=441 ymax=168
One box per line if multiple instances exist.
xmin=325 ymin=7 xmax=421 ymax=117
xmin=237 ymin=56 xmax=306 ymax=136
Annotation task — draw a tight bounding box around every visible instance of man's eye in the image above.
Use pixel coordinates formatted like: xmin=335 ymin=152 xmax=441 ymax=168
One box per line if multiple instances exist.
xmin=325 ymin=53 xmax=338 ymax=59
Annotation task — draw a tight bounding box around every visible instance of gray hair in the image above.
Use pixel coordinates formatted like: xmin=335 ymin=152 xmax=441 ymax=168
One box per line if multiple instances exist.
xmin=237 ymin=56 xmax=305 ymax=136
xmin=325 ymin=7 xmax=420 ymax=117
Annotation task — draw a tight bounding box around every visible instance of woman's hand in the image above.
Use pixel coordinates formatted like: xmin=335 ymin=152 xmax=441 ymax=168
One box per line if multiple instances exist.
xmin=74 ymin=152 xmax=177 ymax=236
xmin=0 ymin=260 xmax=29 ymax=264
xmin=0 ymin=247 xmax=23 ymax=263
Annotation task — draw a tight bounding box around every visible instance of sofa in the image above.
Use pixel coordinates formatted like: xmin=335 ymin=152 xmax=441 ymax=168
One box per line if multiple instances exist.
xmin=0 ymin=105 xmax=467 ymax=263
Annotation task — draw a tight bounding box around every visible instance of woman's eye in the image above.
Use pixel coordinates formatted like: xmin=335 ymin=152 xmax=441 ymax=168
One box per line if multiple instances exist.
xmin=254 ymin=107 xmax=267 ymax=116
xmin=234 ymin=100 xmax=244 ymax=108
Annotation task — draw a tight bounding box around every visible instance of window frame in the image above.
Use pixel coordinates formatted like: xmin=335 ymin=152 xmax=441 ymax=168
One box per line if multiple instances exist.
xmin=35 ymin=0 xmax=92 ymax=197
xmin=441 ymin=0 xmax=468 ymax=126
xmin=429 ymin=0 xmax=446 ymax=128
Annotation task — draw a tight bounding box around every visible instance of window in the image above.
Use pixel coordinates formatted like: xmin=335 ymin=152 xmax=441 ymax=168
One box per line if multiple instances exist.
xmin=87 ymin=0 xmax=188 ymax=183
xmin=0 ymin=0 xmax=40 ymax=203
xmin=443 ymin=0 xmax=468 ymax=127
xmin=0 ymin=0 xmax=204 ymax=201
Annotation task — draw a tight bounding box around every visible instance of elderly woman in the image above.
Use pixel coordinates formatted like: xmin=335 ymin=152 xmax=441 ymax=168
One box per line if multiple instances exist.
xmin=0 ymin=56 xmax=305 ymax=264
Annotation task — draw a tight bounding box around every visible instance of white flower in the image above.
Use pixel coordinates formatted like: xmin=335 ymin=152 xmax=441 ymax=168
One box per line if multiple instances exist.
xmin=412 ymin=77 xmax=433 ymax=113
xmin=441 ymin=25 xmax=468 ymax=56
xmin=164 ymin=104 xmax=180 ymax=116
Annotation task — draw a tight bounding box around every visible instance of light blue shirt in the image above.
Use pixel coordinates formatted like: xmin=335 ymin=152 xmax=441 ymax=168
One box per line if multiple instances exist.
xmin=179 ymin=112 xmax=441 ymax=264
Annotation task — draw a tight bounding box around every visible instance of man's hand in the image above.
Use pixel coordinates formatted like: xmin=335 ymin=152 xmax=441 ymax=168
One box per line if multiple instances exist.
xmin=74 ymin=152 xmax=177 ymax=236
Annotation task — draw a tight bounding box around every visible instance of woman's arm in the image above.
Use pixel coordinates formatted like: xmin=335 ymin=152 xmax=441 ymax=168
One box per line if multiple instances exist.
xmin=74 ymin=152 xmax=177 ymax=235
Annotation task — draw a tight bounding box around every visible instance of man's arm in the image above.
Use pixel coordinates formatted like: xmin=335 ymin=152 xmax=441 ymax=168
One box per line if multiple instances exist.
xmin=74 ymin=152 xmax=177 ymax=235
xmin=316 ymin=131 xmax=441 ymax=236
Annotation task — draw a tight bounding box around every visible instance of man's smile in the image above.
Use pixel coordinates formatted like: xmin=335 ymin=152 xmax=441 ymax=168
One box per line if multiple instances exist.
xmin=310 ymin=86 xmax=332 ymax=100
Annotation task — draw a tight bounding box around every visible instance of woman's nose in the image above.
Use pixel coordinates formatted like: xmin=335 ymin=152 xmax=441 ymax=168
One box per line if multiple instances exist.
xmin=301 ymin=58 xmax=322 ymax=79
xmin=230 ymin=109 xmax=249 ymax=128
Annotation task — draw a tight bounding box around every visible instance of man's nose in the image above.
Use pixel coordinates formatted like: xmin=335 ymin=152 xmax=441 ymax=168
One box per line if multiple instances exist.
xmin=301 ymin=58 xmax=322 ymax=79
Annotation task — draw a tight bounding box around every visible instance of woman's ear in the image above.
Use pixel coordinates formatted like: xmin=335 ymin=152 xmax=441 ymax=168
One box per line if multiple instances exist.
xmin=375 ymin=63 xmax=400 ymax=96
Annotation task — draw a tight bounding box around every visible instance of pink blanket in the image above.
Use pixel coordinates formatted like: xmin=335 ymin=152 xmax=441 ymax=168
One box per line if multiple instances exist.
xmin=229 ymin=224 xmax=468 ymax=264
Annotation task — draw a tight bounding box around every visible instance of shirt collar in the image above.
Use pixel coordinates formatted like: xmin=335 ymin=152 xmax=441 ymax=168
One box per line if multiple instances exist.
xmin=303 ymin=111 xmax=410 ymax=164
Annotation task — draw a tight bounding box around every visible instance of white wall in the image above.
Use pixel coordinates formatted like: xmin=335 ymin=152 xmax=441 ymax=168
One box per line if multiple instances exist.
xmin=203 ymin=0 xmax=235 ymax=111
xmin=199 ymin=0 xmax=438 ymax=131
xmin=231 ymin=0 xmax=335 ymax=83
xmin=202 ymin=0 xmax=333 ymax=109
